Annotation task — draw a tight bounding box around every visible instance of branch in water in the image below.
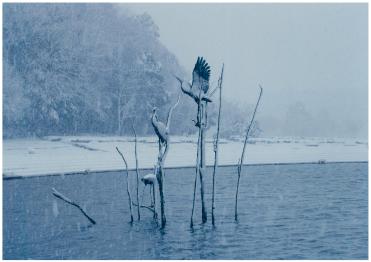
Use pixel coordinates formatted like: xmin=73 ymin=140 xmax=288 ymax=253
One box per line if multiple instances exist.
xmin=132 ymin=201 xmax=157 ymax=215
xmin=116 ymin=146 xmax=134 ymax=223
xmin=131 ymin=122 xmax=141 ymax=221
xmin=235 ymin=85 xmax=263 ymax=221
xmin=52 ymin=187 xmax=96 ymax=225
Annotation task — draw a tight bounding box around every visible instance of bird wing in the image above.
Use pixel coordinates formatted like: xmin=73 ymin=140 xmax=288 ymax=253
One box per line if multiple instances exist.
xmin=192 ymin=56 xmax=210 ymax=93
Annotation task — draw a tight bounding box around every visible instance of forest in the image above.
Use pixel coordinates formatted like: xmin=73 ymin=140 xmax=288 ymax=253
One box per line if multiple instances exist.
xmin=3 ymin=3 xmax=259 ymax=139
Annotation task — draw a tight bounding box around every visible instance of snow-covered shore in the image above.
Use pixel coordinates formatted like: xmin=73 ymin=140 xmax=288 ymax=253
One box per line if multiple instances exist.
xmin=3 ymin=136 xmax=368 ymax=178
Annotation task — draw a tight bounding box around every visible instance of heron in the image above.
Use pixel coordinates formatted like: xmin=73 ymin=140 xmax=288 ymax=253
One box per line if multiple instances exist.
xmin=151 ymin=107 xmax=169 ymax=147
xmin=141 ymin=173 xmax=157 ymax=212
xmin=176 ymin=56 xmax=212 ymax=104
xmin=141 ymin=173 xmax=156 ymax=186
xmin=151 ymin=94 xmax=180 ymax=150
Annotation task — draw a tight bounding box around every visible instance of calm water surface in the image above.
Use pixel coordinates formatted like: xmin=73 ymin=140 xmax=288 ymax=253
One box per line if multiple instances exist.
xmin=3 ymin=163 xmax=368 ymax=259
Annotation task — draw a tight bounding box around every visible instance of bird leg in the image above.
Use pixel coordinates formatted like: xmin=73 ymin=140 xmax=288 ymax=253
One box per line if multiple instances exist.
xmin=149 ymin=185 xmax=154 ymax=207
xmin=151 ymin=183 xmax=157 ymax=219
xmin=140 ymin=185 xmax=146 ymax=207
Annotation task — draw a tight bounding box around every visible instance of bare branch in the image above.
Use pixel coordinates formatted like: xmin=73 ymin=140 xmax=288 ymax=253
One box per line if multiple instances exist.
xmin=190 ymin=88 xmax=204 ymax=227
xmin=166 ymin=93 xmax=181 ymax=131
xmin=131 ymin=122 xmax=141 ymax=221
xmin=212 ymin=63 xmax=224 ymax=226
xmin=52 ymin=188 xmax=96 ymax=225
xmin=116 ymin=146 xmax=134 ymax=223
xmin=132 ymin=201 xmax=157 ymax=215
xmin=235 ymin=85 xmax=263 ymax=221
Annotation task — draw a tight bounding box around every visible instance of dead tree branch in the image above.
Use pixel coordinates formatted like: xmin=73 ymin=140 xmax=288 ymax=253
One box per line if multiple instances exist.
xmin=175 ymin=73 xmax=209 ymax=225
xmin=235 ymin=85 xmax=263 ymax=221
xmin=151 ymin=97 xmax=180 ymax=228
xmin=198 ymin=98 xmax=208 ymax=224
xmin=116 ymin=146 xmax=134 ymax=223
xmin=175 ymin=58 xmax=213 ymax=226
xmin=52 ymin=187 xmax=96 ymax=225
xmin=212 ymin=64 xmax=224 ymax=226
xmin=131 ymin=123 xmax=140 ymax=221
xmin=190 ymin=99 xmax=202 ymax=227
xmin=166 ymin=94 xmax=181 ymax=130
xmin=132 ymin=201 xmax=157 ymax=215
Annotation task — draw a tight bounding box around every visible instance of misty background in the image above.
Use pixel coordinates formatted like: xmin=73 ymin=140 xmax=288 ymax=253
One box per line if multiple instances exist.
xmin=3 ymin=3 xmax=368 ymax=139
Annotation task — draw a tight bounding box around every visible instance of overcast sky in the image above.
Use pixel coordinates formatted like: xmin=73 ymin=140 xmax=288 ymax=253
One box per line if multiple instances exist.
xmin=127 ymin=4 xmax=367 ymax=137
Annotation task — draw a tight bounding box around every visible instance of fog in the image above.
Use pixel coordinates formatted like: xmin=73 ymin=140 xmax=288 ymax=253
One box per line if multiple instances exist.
xmin=129 ymin=3 xmax=368 ymax=138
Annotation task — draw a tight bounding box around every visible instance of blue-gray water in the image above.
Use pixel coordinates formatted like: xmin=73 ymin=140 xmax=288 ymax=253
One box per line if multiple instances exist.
xmin=3 ymin=162 xmax=368 ymax=259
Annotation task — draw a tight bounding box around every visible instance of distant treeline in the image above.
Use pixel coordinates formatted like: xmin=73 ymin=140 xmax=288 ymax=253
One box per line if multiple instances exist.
xmin=3 ymin=4 xmax=260 ymax=139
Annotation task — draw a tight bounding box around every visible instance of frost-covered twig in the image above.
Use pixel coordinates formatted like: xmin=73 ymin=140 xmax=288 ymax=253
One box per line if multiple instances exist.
xmin=116 ymin=146 xmax=134 ymax=223
xmin=235 ymin=85 xmax=263 ymax=221
xmin=166 ymin=94 xmax=181 ymax=131
xmin=52 ymin=187 xmax=96 ymax=225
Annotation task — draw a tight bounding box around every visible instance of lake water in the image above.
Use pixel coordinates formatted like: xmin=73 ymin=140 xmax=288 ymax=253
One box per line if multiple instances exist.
xmin=3 ymin=162 xmax=368 ymax=259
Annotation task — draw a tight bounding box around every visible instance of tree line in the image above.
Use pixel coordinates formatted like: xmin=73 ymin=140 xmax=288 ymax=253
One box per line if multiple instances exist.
xmin=4 ymin=3 xmax=261 ymax=139
xmin=4 ymin=4 xmax=191 ymax=138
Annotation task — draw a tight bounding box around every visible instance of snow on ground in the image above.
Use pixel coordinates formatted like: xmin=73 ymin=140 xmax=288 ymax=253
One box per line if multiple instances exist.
xmin=3 ymin=135 xmax=368 ymax=178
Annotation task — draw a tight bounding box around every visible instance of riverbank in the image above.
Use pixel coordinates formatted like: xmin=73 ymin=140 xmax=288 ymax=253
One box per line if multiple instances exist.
xmin=3 ymin=135 xmax=368 ymax=178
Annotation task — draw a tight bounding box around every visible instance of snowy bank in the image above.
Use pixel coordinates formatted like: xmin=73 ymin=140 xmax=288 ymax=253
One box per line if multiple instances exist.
xmin=3 ymin=136 xmax=368 ymax=178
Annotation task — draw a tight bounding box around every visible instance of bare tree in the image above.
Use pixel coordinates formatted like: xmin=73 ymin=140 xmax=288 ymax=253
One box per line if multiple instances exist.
xmin=151 ymin=95 xmax=180 ymax=228
xmin=115 ymin=146 xmax=134 ymax=223
xmin=211 ymin=64 xmax=224 ymax=226
xmin=235 ymin=85 xmax=263 ymax=221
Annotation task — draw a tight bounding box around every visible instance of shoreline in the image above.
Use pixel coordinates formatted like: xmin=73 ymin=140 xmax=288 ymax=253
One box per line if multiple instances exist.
xmin=3 ymin=160 xmax=368 ymax=181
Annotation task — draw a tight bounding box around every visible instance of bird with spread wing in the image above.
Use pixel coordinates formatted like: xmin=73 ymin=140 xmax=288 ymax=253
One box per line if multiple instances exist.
xmin=176 ymin=56 xmax=212 ymax=103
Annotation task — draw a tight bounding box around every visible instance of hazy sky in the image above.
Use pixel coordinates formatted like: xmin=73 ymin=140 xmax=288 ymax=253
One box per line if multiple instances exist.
xmin=127 ymin=4 xmax=367 ymax=137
